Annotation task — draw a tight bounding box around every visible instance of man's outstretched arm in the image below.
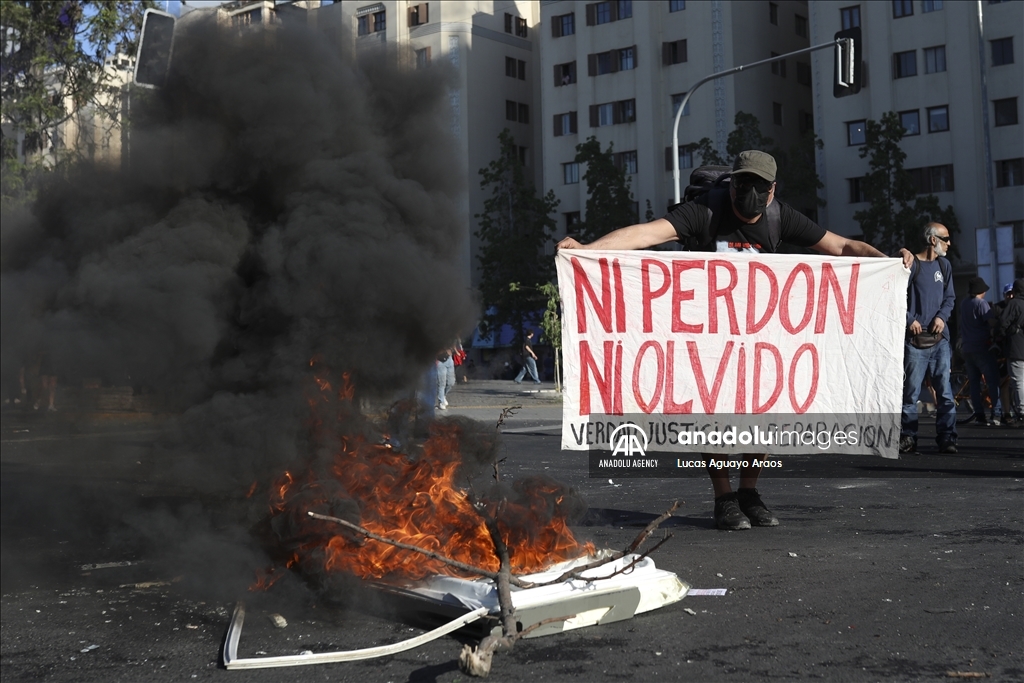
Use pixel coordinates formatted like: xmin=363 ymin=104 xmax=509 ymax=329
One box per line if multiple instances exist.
xmin=557 ymin=219 xmax=679 ymax=251
xmin=812 ymin=230 xmax=914 ymax=266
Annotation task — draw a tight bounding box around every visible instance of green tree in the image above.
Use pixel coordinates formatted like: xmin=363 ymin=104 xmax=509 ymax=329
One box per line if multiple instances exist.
xmin=853 ymin=111 xmax=959 ymax=255
xmin=725 ymin=111 xmax=774 ymax=158
xmin=538 ymin=282 xmax=562 ymax=393
xmin=693 ymin=137 xmax=727 ymax=167
xmin=475 ymin=129 xmax=559 ymax=343
xmin=573 ymin=136 xmax=636 ymax=243
xmin=0 ymin=1 xmax=153 ymax=195
xmin=776 ymin=129 xmax=826 ymax=220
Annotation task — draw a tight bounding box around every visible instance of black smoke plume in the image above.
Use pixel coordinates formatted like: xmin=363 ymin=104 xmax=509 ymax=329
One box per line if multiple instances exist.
xmin=0 ymin=13 xmax=480 ymax=597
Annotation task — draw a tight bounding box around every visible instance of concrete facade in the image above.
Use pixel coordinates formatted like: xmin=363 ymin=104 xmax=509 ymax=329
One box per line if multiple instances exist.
xmin=538 ymin=0 xmax=814 ymax=240
xmin=808 ymin=0 xmax=1023 ymax=287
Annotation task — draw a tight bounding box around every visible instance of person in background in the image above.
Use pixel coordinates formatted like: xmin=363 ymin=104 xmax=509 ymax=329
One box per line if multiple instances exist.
xmin=436 ymin=344 xmax=456 ymax=410
xmin=958 ymin=277 xmax=1003 ymax=426
xmin=900 ymin=223 xmax=957 ymax=455
xmin=514 ymin=330 xmax=541 ymax=384
xmin=997 ymin=278 xmax=1024 ymax=426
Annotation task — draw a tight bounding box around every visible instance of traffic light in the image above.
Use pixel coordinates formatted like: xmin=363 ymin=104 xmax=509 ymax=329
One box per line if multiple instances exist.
xmin=833 ymin=27 xmax=862 ymax=98
xmin=134 ymin=9 xmax=176 ymax=89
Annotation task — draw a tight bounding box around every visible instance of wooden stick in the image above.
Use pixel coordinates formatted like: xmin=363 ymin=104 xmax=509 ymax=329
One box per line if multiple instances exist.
xmin=307 ymin=511 xmax=533 ymax=588
xmin=538 ymin=501 xmax=681 ymax=586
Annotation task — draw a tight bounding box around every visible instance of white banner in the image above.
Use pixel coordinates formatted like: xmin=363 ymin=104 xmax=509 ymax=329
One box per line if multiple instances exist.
xmin=557 ymin=251 xmax=908 ymax=459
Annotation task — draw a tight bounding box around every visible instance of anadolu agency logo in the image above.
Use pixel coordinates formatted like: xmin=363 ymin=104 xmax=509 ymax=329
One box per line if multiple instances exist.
xmin=609 ymin=423 xmax=649 ymax=457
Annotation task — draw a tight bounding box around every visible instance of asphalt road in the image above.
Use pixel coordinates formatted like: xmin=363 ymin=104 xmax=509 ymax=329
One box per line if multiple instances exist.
xmin=2 ymin=381 xmax=1022 ymax=683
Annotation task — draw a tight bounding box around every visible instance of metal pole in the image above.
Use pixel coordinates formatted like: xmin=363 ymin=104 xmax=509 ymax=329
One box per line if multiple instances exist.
xmin=672 ymin=39 xmax=847 ymax=204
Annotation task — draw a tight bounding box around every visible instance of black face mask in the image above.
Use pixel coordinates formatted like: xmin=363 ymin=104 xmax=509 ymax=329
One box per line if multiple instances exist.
xmin=734 ymin=185 xmax=770 ymax=219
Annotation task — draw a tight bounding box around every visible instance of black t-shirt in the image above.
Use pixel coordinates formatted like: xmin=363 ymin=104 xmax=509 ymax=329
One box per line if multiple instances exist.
xmin=663 ymin=196 xmax=825 ymax=253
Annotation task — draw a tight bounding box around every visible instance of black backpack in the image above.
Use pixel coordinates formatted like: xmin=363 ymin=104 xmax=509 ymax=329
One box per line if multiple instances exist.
xmin=670 ymin=165 xmax=782 ymax=253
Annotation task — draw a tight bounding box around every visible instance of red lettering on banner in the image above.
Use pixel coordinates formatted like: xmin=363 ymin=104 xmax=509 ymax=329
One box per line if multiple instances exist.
xmin=613 ymin=342 xmax=624 ymax=414
xmin=632 ymin=341 xmax=664 ymax=413
xmin=641 ymin=259 xmax=671 ymax=333
xmin=746 ymin=262 xmax=779 ymax=334
xmin=734 ymin=344 xmax=747 ymax=412
xmin=708 ymin=260 xmax=739 ymax=334
xmin=579 ymin=340 xmax=615 ymax=415
xmin=613 ymin=259 xmax=626 ymax=333
xmin=787 ymin=343 xmax=819 ymax=413
xmin=672 ymin=261 xmax=705 ymax=333
xmin=572 ymin=257 xmax=613 ymax=334
xmin=752 ymin=342 xmax=784 ymax=413
xmin=687 ymin=340 xmax=734 ymax=412
xmin=664 ymin=341 xmax=693 ymax=414
xmin=814 ymin=263 xmax=859 ymax=334
xmin=780 ymin=263 xmax=814 ymax=334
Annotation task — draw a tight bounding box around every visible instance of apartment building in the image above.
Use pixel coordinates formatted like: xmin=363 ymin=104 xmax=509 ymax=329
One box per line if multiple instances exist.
xmin=314 ymin=1 xmax=542 ymax=287
xmin=809 ymin=0 xmax=1023 ymax=289
xmin=539 ymin=0 xmax=815 ymax=238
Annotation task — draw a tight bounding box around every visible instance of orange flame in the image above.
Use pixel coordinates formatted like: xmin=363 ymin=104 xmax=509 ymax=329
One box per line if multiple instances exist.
xmin=260 ymin=366 xmax=592 ymax=584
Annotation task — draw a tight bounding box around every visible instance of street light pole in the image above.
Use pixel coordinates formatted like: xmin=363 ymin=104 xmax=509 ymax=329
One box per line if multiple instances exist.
xmin=671 ymin=38 xmax=853 ymax=204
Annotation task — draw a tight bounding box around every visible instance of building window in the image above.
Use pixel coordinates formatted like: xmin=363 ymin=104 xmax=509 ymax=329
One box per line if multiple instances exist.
xmin=927 ymin=105 xmax=949 ymax=132
xmin=847 ymin=120 xmax=866 ymax=145
xmin=848 ymin=177 xmax=867 ymax=203
xmin=553 ymin=12 xmax=575 ymax=37
xmin=590 ymin=99 xmax=636 ymax=127
xmin=670 ymin=0 xmax=686 ymax=12
xmin=663 ymin=39 xmax=688 ymax=65
xmin=515 ymin=16 xmax=528 ymax=37
xmin=358 ymin=10 xmax=387 ymax=35
xmin=769 ymin=2 xmax=778 ymax=25
xmin=997 ymin=158 xmax=1022 ymax=187
xmin=1011 ymin=220 xmax=1024 ymax=248
xmin=924 ymin=46 xmax=946 ymax=73
xmin=796 ymin=61 xmax=811 ymax=86
xmin=595 ymin=2 xmax=612 ymax=24
xmin=893 ymin=0 xmax=912 ymax=18
xmin=554 ymin=111 xmax=578 ymax=137
xmin=771 ymin=53 xmax=787 ymax=77
xmin=899 ymin=109 xmax=920 ymax=135
xmin=517 ymin=146 xmax=528 ymax=166
xmin=619 ymin=46 xmax=635 ymax=70
xmin=563 ymin=162 xmax=580 ymax=184
xmin=589 ymin=46 xmax=637 ymax=75
xmin=798 ymin=110 xmax=814 ymax=134
xmin=409 ymin=3 xmax=428 ymax=27
xmin=909 ymin=164 xmax=955 ymax=193
xmin=994 ymin=97 xmax=1018 ymax=127
xmin=415 ymin=47 xmax=431 ymax=69
xmin=614 ymin=150 xmax=638 ymax=175
xmin=506 ymin=57 xmax=526 ymax=80
xmin=795 ymin=15 xmax=808 ymax=38
xmin=894 ymin=50 xmax=917 ymax=78
xmin=922 ymin=0 xmax=943 ymax=11
xmin=991 ymin=37 xmax=1014 ymax=66
xmin=518 ymin=103 xmax=529 ymax=124
xmin=506 ymin=100 xmax=518 ymax=122
xmin=565 ymin=212 xmax=581 ymax=230
xmin=773 ymin=102 xmax=783 ymax=126
xmin=504 ymin=13 xmax=513 ymax=33
xmin=841 ymin=5 xmax=861 ymax=29
xmin=618 ymin=1 xmax=633 ymax=19
xmin=671 ymin=93 xmax=691 ymax=117
xmin=554 ymin=61 xmax=577 ymax=86
xmin=665 ymin=146 xmax=694 ymax=171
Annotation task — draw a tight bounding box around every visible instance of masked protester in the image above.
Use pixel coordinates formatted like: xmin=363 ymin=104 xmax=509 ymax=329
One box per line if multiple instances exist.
xmin=558 ymin=150 xmax=912 ymax=531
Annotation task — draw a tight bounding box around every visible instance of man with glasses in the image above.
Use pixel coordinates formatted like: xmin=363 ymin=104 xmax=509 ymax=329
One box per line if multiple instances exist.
xmin=558 ymin=150 xmax=899 ymax=531
xmin=899 ymin=223 xmax=957 ymax=455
